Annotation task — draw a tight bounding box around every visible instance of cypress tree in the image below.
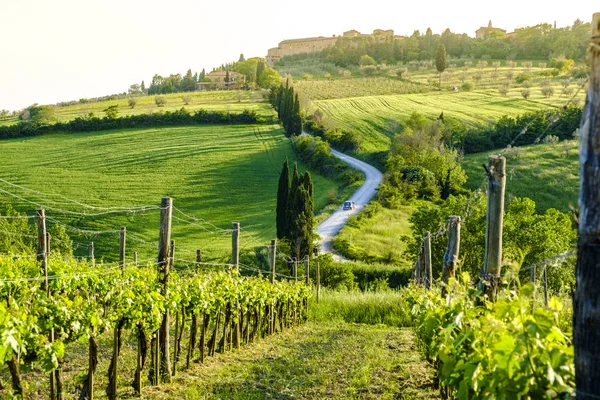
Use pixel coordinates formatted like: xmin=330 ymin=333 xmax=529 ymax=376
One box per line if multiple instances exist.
xmin=293 ymin=93 xmax=302 ymax=136
xmin=288 ymin=163 xmax=300 ymax=240
xmin=276 ymin=160 xmax=290 ymax=239
xmin=301 ymin=171 xmax=314 ymax=256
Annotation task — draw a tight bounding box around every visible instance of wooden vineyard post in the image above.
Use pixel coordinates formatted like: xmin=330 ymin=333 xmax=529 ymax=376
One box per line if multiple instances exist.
xmin=418 ymin=244 xmax=426 ymax=286
xmin=442 ymin=217 xmax=461 ymax=297
xmin=169 ymin=240 xmax=175 ymax=268
xmin=269 ymin=240 xmax=276 ymax=284
xmin=89 ymin=242 xmax=95 ymax=266
xmin=133 ymin=251 xmax=138 ymax=267
xmin=231 ymin=222 xmax=241 ymax=349
xmin=574 ymin=13 xmax=600 ymax=397
xmin=119 ymin=227 xmax=126 ymax=271
xmin=46 ymin=232 xmax=50 ymax=255
xmin=316 ymin=262 xmax=321 ymax=304
xmin=481 ymin=155 xmax=506 ymax=301
xmin=37 ymin=209 xmax=56 ymax=400
xmin=196 ymin=249 xmax=202 ymax=264
xmin=423 ymin=232 xmax=432 ymax=289
xmin=157 ymin=198 xmax=173 ymax=382
xmin=231 ymin=222 xmax=240 ymax=271
xmin=304 ymin=256 xmax=310 ymax=285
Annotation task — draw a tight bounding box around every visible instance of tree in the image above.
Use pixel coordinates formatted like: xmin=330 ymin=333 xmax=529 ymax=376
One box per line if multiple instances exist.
xmin=128 ymin=98 xmax=138 ymax=108
xmin=225 ymin=69 xmax=230 ymax=83
xmin=103 ymin=105 xmax=119 ymax=119
xmin=200 ymin=69 xmax=206 ymax=80
xmin=359 ymin=54 xmax=376 ymax=66
xmin=238 ymin=54 xmax=245 ymax=62
xmin=435 ymin=43 xmax=447 ymax=90
xmin=141 ymin=81 xmax=146 ymax=92
xmin=128 ymin=84 xmax=142 ymax=96
xmin=259 ymin=68 xmax=282 ymax=89
xmin=155 ymin=96 xmax=167 ymax=107
xmin=182 ymin=69 xmax=196 ymax=92
xmin=276 ymin=160 xmax=290 ymax=239
xmin=20 ymin=104 xmax=56 ymax=126
xmin=256 ymin=60 xmax=266 ymax=84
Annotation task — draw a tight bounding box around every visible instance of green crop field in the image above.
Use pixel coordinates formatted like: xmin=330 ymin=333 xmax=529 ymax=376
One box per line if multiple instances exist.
xmin=311 ymin=89 xmax=584 ymax=155
xmin=0 ymin=124 xmax=352 ymax=261
xmin=0 ymin=90 xmax=275 ymax=126
xmin=462 ymin=140 xmax=579 ymax=212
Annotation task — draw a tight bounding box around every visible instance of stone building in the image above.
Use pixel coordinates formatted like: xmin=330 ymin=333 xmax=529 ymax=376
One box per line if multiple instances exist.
xmin=266 ymin=29 xmax=397 ymax=66
xmin=196 ymin=71 xmax=241 ymax=91
xmin=476 ymin=20 xmax=507 ymax=39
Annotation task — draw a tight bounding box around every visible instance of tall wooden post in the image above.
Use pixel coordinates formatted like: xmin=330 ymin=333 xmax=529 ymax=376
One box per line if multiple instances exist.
xmin=196 ymin=249 xmax=202 ymax=264
xmin=133 ymin=251 xmax=138 ymax=267
xmin=231 ymin=222 xmax=240 ymax=272
xmin=46 ymin=232 xmax=51 ymax=256
xmin=37 ymin=209 xmax=55 ymax=400
xmin=423 ymin=232 xmax=432 ymax=289
xmin=304 ymin=256 xmax=310 ymax=285
xmin=119 ymin=227 xmax=126 ymax=271
xmin=316 ymin=262 xmax=321 ymax=304
xmin=574 ymin=17 xmax=600 ymax=394
xmin=442 ymin=217 xmax=461 ymax=297
xmin=89 ymin=242 xmax=95 ymax=266
xmin=482 ymin=155 xmax=506 ymax=301
xmin=157 ymin=198 xmax=173 ymax=382
xmin=269 ymin=240 xmax=276 ymax=284
xmin=169 ymin=240 xmax=175 ymax=268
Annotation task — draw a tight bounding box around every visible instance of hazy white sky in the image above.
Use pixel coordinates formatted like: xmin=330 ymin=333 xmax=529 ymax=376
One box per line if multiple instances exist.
xmin=0 ymin=0 xmax=596 ymax=111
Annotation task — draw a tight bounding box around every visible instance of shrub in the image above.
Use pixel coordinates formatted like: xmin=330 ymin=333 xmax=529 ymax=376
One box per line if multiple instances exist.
xmin=460 ymin=82 xmax=473 ymax=91
xmin=522 ymin=80 xmax=531 ymax=88
xmin=314 ymin=254 xmax=356 ymax=290
xmin=127 ymin=98 xmax=137 ymax=109
xmin=362 ymin=65 xmax=377 ymax=76
xmin=155 ymin=96 xmax=167 ymax=107
xmin=498 ymin=85 xmax=509 ymax=96
xmin=542 ymin=134 xmax=559 ymax=144
xmin=515 ymin=73 xmax=532 ymax=84
xmin=521 ymin=88 xmax=531 ymax=99
xmin=549 ymin=58 xmax=574 ymax=73
xmin=359 ymin=54 xmax=376 ymax=66
xmin=182 ymin=95 xmax=192 ymax=105
xmin=541 ymin=85 xmax=554 ymax=97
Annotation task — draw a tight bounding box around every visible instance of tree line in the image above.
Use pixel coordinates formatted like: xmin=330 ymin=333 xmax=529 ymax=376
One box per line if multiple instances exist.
xmin=277 ymin=20 xmax=591 ymax=67
xmin=276 ymin=160 xmax=314 ymax=262
xmin=269 ymin=81 xmax=302 ymax=137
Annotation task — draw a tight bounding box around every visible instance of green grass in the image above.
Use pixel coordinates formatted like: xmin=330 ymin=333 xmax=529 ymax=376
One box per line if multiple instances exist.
xmin=309 ymin=288 xmax=413 ymax=327
xmin=0 ymin=124 xmax=346 ymax=261
xmin=312 ymin=89 xmax=583 ymax=156
xmin=0 ymin=90 xmax=275 ymax=126
xmin=462 ymin=140 xmax=580 ymax=212
xmin=333 ymin=204 xmax=418 ymax=265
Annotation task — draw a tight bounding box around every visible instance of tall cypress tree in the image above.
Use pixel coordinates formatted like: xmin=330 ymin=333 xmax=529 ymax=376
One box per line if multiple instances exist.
xmin=293 ymin=93 xmax=302 ymax=136
xmin=288 ymin=163 xmax=300 ymax=240
xmin=276 ymin=160 xmax=290 ymax=239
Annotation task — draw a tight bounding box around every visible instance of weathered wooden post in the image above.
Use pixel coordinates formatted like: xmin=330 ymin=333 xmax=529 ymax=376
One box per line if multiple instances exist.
xmin=304 ymin=255 xmax=310 ymax=285
xmin=133 ymin=251 xmax=138 ymax=267
xmin=169 ymin=240 xmax=175 ymax=268
xmin=530 ymin=264 xmax=536 ymax=283
xmin=316 ymin=262 xmax=321 ymax=304
xmin=196 ymin=249 xmax=202 ymax=264
xmin=157 ymin=198 xmax=173 ymax=382
xmin=574 ymin=14 xmax=600 ymax=398
xmin=269 ymin=240 xmax=276 ymax=284
xmin=481 ymin=155 xmax=506 ymax=301
xmin=37 ymin=209 xmax=55 ymax=400
xmin=119 ymin=227 xmax=126 ymax=271
xmin=231 ymin=222 xmax=240 ymax=271
xmin=46 ymin=232 xmax=51 ymax=256
xmin=89 ymin=242 xmax=95 ymax=266
xmin=442 ymin=217 xmax=461 ymax=297
xmin=423 ymin=232 xmax=432 ymax=289
xmin=418 ymin=245 xmax=426 ymax=286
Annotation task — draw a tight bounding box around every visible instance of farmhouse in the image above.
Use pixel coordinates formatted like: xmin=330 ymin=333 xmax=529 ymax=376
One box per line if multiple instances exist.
xmin=476 ymin=20 xmax=507 ymax=39
xmin=266 ymin=29 xmax=399 ymax=66
xmin=196 ymin=71 xmax=241 ymax=91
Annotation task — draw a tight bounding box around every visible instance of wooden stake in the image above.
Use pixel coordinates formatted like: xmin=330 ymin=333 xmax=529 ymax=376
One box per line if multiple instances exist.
xmin=482 ymin=155 xmax=506 ymax=301
xmin=169 ymin=239 xmax=175 ymax=268
xmin=119 ymin=227 xmax=126 ymax=271
xmin=133 ymin=251 xmax=138 ymax=267
xmin=46 ymin=232 xmax=50 ymax=256
xmin=157 ymin=198 xmax=172 ymax=381
xmin=304 ymin=255 xmax=310 ymax=285
xmin=269 ymin=240 xmax=276 ymax=284
xmin=574 ymin=14 xmax=600 ymax=398
xmin=196 ymin=249 xmax=202 ymax=264
xmin=423 ymin=232 xmax=432 ymax=289
xmin=89 ymin=242 xmax=95 ymax=266
xmin=316 ymin=262 xmax=320 ymax=304
xmin=442 ymin=217 xmax=461 ymax=297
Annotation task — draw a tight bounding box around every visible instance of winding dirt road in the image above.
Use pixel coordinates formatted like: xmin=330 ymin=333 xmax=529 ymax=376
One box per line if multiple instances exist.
xmin=315 ymin=149 xmax=383 ymax=255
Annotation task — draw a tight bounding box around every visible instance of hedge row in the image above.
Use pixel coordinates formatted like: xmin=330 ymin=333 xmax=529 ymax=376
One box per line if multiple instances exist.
xmin=0 ymin=108 xmax=261 ymax=140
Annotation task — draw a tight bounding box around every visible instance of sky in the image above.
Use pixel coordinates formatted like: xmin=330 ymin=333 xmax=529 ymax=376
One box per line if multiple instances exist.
xmin=0 ymin=0 xmax=596 ymax=111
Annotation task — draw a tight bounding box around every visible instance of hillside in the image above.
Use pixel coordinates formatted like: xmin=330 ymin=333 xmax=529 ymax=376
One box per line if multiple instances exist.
xmin=0 ymin=90 xmax=275 ymax=126
xmin=0 ymin=124 xmax=355 ymax=261
xmin=462 ymin=140 xmax=579 ymax=212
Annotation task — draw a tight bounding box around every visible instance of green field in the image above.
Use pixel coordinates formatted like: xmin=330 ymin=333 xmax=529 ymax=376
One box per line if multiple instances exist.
xmin=0 ymin=124 xmax=351 ymax=261
xmin=312 ymin=89 xmax=583 ymax=155
xmin=0 ymin=90 xmax=275 ymax=126
xmin=463 ymin=140 xmax=580 ymax=212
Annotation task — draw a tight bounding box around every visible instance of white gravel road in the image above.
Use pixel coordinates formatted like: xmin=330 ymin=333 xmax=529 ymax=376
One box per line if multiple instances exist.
xmin=315 ymin=148 xmax=383 ymax=255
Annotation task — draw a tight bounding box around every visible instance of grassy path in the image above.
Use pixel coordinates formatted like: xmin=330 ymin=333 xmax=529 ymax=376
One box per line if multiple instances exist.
xmin=141 ymin=322 xmax=438 ymax=400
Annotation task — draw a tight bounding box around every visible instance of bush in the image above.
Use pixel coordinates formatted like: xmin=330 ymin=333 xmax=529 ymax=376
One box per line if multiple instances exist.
xmin=540 ymin=85 xmax=554 ymax=97
xmin=362 ymin=66 xmax=377 ymax=76
xmin=521 ymin=88 xmax=530 ymax=99
xmin=313 ymin=254 xmax=356 ymax=291
xmin=359 ymin=54 xmax=376 ymax=66
xmin=155 ymin=95 xmax=167 ymax=107
xmin=549 ymin=58 xmax=574 ymax=73
xmin=515 ymin=73 xmax=532 ymax=84
xmin=127 ymin=98 xmax=137 ymax=109
xmin=182 ymin=95 xmax=192 ymax=105
xmin=460 ymin=82 xmax=473 ymax=91
xmin=498 ymin=85 xmax=509 ymax=96
xmin=542 ymin=134 xmax=559 ymax=144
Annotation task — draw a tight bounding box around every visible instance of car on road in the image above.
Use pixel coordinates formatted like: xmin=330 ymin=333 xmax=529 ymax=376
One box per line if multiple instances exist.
xmin=342 ymin=201 xmax=355 ymax=210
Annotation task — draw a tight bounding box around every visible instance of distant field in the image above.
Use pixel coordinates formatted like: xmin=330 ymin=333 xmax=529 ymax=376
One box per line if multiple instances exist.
xmin=0 ymin=90 xmax=275 ymax=126
xmin=294 ymin=77 xmax=429 ymax=100
xmin=333 ymin=204 xmax=418 ymax=266
xmin=312 ymin=89 xmax=579 ymax=155
xmin=462 ymin=140 xmax=579 ymax=212
xmin=0 ymin=124 xmax=348 ymax=261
